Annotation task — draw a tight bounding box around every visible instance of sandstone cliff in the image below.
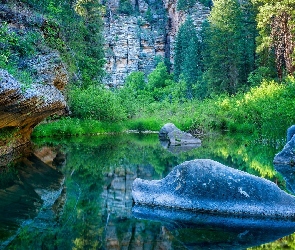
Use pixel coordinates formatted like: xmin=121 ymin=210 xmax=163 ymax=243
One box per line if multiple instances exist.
xmin=103 ymin=0 xmax=210 ymax=87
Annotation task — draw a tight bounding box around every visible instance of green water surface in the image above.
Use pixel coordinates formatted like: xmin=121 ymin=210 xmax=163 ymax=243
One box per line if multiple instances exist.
xmin=0 ymin=133 xmax=294 ymax=249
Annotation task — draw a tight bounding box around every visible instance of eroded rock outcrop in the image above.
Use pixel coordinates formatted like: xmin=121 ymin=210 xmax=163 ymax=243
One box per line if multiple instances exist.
xmin=0 ymin=69 xmax=66 ymax=156
xmin=132 ymin=159 xmax=295 ymax=218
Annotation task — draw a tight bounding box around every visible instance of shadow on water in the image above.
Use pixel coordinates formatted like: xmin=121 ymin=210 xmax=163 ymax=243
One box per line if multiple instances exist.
xmin=0 ymin=133 xmax=295 ymax=249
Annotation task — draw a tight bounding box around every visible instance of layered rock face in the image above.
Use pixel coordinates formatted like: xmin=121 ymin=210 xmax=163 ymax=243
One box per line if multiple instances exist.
xmin=0 ymin=70 xmax=67 ymax=156
xmin=103 ymin=0 xmax=210 ymax=86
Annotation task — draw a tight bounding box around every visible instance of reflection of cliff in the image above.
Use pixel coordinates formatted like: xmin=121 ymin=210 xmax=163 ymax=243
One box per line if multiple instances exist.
xmin=101 ymin=163 xmax=155 ymax=218
xmin=102 ymin=164 xmax=174 ymax=249
xmin=0 ymin=151 xmax=65 ymax=248
xmin=103 ymin=0 xmax=210 ymax=86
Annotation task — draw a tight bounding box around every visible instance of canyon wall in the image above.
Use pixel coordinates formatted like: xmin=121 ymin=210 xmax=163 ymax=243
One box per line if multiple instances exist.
xmin=0 ymin=2 xmax=68 ymax=157
xmin=103 ymin=0 xmax=210 ymax=87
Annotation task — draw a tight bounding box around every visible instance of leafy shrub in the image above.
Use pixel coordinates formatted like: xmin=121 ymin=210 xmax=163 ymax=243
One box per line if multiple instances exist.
xmin=192 ymin=77 xmax=295 ymax=137
xmin=125 ymin=71 xmax=145 ymax=91
xmin=69 ymin=85 xmax=127 ymax=122
xmin=247 ymin=67 xmax=275 ymax=87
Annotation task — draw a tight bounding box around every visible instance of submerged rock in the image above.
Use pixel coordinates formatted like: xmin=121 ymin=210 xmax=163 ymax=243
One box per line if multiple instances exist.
xmin=132 ymin=159 xmax=295 ymax=218
xmin=275 ymin=164 xmax=295 ymax=195
xmin=0 ymin=154 xmax=64 ymax=248
xmin=159 ymin=123 xmax=201 ymax=151
xmin=133 ymin=204 xmax=295 ymax=250
xmin=287 ymin=125 xmax=295 ymax=142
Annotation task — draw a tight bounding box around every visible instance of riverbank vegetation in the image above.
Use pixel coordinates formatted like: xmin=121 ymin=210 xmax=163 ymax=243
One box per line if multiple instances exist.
xmin=33 ymin=72 xmax=295 ymax=139
xmin=9 ymin=0 xmax=294 ymax=140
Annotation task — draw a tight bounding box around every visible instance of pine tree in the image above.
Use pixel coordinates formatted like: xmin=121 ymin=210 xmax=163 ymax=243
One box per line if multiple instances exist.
xmin=174 ymin=16 xmax=202 ymax=98
xmin=202 ymin=0 xmax=256 ymax=94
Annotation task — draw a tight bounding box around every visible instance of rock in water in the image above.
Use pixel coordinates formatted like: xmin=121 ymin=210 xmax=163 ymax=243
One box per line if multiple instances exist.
xmin=274 ymin=126 xmax=295 ymax=165
xmin=287 ymin=125 xmax=295 ymax=143
xmin=159 ymin=123 xmax=201 ymax=146
xmin=132 ymin=159 xmax=295 ymax=218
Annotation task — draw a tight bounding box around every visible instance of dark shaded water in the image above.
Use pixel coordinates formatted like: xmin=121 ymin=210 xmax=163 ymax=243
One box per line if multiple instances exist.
xmin=0 ymin=133 xmax=295 ymax=249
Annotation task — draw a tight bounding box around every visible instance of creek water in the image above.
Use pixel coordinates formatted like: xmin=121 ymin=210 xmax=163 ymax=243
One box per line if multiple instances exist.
xmin=0 ymin=133 xmax=295 ymax=249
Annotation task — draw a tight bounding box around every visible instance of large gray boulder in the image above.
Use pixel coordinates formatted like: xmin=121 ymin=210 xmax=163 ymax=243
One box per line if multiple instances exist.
xmin=159 ymin=123 xmax=201 ymax=146
xmin=132 ymin=159 xmax=295 ymax=218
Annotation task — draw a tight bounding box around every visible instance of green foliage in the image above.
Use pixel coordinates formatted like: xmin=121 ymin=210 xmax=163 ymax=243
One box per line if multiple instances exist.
xmin=145 ymin=7 xmax=153 ymax=23
xmin=202 ymin=0 xmax=257 ymax=95
xmin=0 ymin=127 xmax=19 ymax=142
xmin=125 ymin=71 xmax=145 ymax=91
xmin=252 ymin=0 xmax=295 ymax=77
xmin=68 ymin=85 xmax=126 ymax=122
xmin=174 ymin=16 xmax=203 ymax=98
xmin=250 ymin=233 xmax=295 ymax=250
xmin=147 ymin=62 xmax=172 ymax=101
xmin=192 ymin=77 xmax=295 ymax=137
xmin=19 ymin=0 xmax=106 ymax=87
xmin=125 ymin=118 xmax=163 ymax=132
xmin=247 ymin=66 xmax=274 ymax=86
xmin=41 ymin=20 xmax=65 ymax=51
xmin=32 ymin=117 xmax=124 ymax=137
xmin=118 ymin=0 xmax=133 ymax=15
xmin=0 ymin=23 xmax=37 ymax=89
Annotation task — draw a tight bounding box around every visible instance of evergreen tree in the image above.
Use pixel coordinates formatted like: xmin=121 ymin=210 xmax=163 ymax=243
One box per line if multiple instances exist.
xmin=202 ymin=0 xmax=256 ymax=94
xmin=174 ymin=16 xmax=202 ymax=98
xmin=239 ymin=0 xmax=257 ymax=84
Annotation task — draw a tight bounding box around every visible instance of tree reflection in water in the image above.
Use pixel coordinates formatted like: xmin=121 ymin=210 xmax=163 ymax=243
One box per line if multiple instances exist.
xmin=1 ymin=133 xmax=294 ymax=249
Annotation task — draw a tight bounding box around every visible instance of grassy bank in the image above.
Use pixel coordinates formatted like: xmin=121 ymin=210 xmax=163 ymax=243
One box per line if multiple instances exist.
xmin=32 ymin=115 xmax=191 ymax=138
xmin=33 ymin=76 xmax=295 ymax=139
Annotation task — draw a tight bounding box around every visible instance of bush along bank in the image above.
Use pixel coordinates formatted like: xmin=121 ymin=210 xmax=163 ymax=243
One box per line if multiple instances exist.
xmin=32 ymin=76 xmax=295 ymax=139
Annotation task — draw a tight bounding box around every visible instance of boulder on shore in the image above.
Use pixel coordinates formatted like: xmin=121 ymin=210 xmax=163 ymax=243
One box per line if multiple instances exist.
xmin=158 ymin=123 xmax=201 ymax=147
xmin=132 ymin=159 xmax=295 ymax=218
